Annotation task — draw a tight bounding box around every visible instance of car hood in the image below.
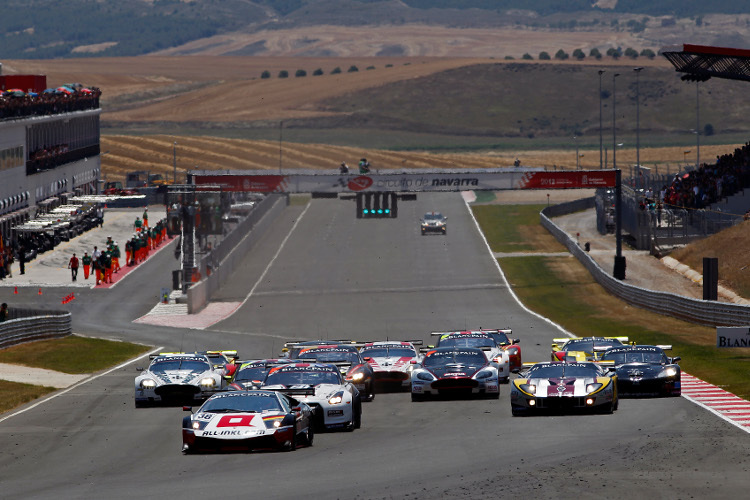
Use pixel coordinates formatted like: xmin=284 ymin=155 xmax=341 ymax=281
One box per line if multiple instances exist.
xmin=428 ymin=364 xmax=482 ymax=379
xmin=616 ymin=363 xmax=670 ymax=377
xmin=529 ymin=376 xmax=597 ymax=397
xmin=367 ymin=356 xmax=413 ymax=371
xmin=153 ymin=369 xmax=210 ymax=385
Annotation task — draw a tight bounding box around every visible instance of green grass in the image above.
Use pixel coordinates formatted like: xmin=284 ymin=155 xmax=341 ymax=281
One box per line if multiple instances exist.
xmin=471 ymin=191 xmax=496 ymax=204
xmin=474 ymin=208 xmax=750 ymax=400
xmin=0 ymin=381 xmax=57 ymax=414
xmin=472 ymin=204 xmax=564 ymax=253
xmin=0 ymin=335 xmax=151 ymax=374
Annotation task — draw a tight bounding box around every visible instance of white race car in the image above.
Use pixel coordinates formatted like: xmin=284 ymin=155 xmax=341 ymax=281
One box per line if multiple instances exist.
xmin=431 ymin=331 xmax=510 ymax=382
xmin=359 ymin=341 xmax=423 ymax=390
xmin=411 ymin=347 xmax=500 ymax=401
xmin=262 ymin=362 xmax=362 ymax=431
xmin=135 ymin=353 xmax=223 ymax=407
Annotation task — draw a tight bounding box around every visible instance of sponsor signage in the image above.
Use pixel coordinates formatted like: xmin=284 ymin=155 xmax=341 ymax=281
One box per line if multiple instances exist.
xmin=191 ymin=170 xmax=618 ymax=193
xmin=716 ymin=326 xmax=750 ymax=347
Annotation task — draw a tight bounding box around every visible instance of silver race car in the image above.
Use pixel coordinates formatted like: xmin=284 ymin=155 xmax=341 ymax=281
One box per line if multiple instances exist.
xmin=261 ymin=362 xmax=362 ymax=431
xmin=135 ymin=353 xmax=224 ymax=407
xmin=181 ymin=390 xmax=314 ymax=453
xmin=420 ymin=212 xmax=447 ymax=235
xmin=431 ymin=331 xmax=511 ymax=382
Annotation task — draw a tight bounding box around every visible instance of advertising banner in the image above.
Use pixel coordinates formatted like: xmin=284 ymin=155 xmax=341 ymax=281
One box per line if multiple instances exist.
xmin=192 ymin=170 xmax=617 ymax=193
xmin=716 ymin=326 xmax=750 ymax=348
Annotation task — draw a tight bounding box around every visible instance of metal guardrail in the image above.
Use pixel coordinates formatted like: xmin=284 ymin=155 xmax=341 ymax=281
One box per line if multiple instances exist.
xmin=0 ymin=308 xmax=72 ymax=349
xmin=541 ymin=199 xmax=750 ymax=327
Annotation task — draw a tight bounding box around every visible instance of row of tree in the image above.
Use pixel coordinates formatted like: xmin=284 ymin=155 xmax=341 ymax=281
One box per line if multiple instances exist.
xmin=260 ymin=64 xmax=383 ymax=79
xmin=518 ymin=47 xmax=656 ymax=61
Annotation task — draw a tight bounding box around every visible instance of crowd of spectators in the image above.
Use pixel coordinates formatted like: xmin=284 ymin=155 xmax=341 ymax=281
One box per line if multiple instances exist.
xmin=655 ymin=142 xmax=750 ymax=210
xmin=27 ymin=143 xmax=71 ymax=173
xmin=0 ymin=87 xmax=101 ymax=121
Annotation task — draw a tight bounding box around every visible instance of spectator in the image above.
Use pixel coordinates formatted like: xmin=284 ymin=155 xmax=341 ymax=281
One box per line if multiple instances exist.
xmin=0 ymin=303 xmax=8 ymax=322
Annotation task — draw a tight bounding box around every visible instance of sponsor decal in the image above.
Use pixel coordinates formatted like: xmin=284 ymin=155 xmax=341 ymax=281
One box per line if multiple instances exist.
xmin=217 ymin=415 xmax=256 ymax=428
xmin=717 ymin=327 xmax=750 ymax=348
xmin=348 ymin=176 xmax=373 ymax=191
xmin=431 ymin=178 xmax=479 ymax=187
xmin=327 ymin=409 xmax=344 ymax=416
xmin=202 ymin=430 xmax=243 ymax=436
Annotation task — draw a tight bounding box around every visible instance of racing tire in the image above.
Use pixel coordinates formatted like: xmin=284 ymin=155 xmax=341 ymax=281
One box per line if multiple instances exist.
xmin=135 ymin=400 xmax=149 ymax=409
xmin=348 ymin=397 xmax=362 ymax=431
xmin=486 ymin=392 xmax=500 ymax=400
xmin=364 ymin=382 xmax=375 ymax=402
xmin=500 ymin=377 xmax=510 ymax=384
xmin=283 ymin=430 xmax=297 ymax=451
xmin=598 ymin=402 xmax=614 ymax=414
xmin=511 ymin=406 xmax=526 ymax=417
xmin=301 ymin=425 xmax=314 ymax=447
xmin=411 ymin=393 xmax=426 ymax=402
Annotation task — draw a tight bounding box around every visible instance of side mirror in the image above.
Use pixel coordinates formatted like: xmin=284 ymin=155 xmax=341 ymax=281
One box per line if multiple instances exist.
xmin=292 ymin=406 xmax=301 ymax=412
xmin=136 ymin=367 xmax=144 ymax=372
xmin=671 ymin=357 xmax=681 ymax=363
xmin=410 ymin=360 xmax=417 ymax=364
xmin=363 ymin=357 xmax=371 ymax=362
xmin=511 ymin=368 xmax=520 ymax=374
xmin=183 ymin=406 xmax=193 ymax=412
xmin=513 ymin=339 xmax=520 ymax=344
xmin=607 ymin=367 xmax=617 ymax=372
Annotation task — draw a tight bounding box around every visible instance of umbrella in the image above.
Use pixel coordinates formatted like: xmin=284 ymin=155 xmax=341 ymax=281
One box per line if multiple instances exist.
xmin=79 ymin=88 xmax=92 ymax=94
xmin=4 ymin=89 xmax=25 ymax=97
xmin=56 ymin=86 xmax=73 ymax=95
xmin=43 ymin=88 xmax=58 ymax=94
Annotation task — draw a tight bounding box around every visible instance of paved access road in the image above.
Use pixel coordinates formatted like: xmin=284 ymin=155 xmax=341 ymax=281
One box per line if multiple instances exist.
xmin=0 ymin=193 xmax=748 ymax=499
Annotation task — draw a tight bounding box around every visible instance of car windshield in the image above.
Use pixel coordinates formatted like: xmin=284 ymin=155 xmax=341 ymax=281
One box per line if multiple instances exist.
xmin=201 ymin=393 xmax=282 ymax=413
xmin=424 ymin=213 xmax=444 ymax=220
xmin=527 ymin=364 xmax=600 ymax=378
xmin=151 ymin=359 xmax=210 ymax=373
xmin=487 ymin=331 xmax=511 ymax=345
xmin=298 ymin=350 xmax=360 ymax=364
xmin=264 ymin=368 xmax=342 ymax=387
xmin=438 ymin=336 xmax=495 ymax=349
xmin=563 ymin=338 xmax=623 ymax=351
xmin=423 ymin=350 xmax=486 ymax=368
xmin=602 ymin=350 xmax=666 ymax=364
xmin=360 ymin=347 xmax=415 ymax=358
xmin=234 ymin=366 xmax=272 ymax=383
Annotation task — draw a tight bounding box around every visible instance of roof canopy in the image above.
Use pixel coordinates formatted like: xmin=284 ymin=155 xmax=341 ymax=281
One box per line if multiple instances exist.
xmin=661 ymin=44 xmax=750 ymax=82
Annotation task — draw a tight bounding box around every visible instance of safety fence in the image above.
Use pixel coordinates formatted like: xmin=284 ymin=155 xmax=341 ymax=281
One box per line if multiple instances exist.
xmin=0 ymin=308 xmax=72 ymax=349
xmin=541 ymin=199 xmax=750 ymax=327
xmin=187 ymin=194 xmax=289 ymax=313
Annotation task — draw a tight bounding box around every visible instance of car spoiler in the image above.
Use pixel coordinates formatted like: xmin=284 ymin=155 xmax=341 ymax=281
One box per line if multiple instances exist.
xmin=480 ymin=328 xmax=513 ymax=335
xmin=205 ymin=350 xmax=240 ymax=361
xmin=656 ymin=345 xmax=673 ymax=351
xmin=360 ymin=339 xmax=424 ymax=346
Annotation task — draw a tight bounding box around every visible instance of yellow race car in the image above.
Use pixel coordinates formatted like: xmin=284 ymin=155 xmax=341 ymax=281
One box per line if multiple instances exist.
xmin=550 ymin=337 xmax=632 ymax=362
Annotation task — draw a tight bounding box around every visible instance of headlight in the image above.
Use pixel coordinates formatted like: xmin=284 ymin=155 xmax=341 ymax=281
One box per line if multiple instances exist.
xmin=519 ymin=383 xmax=536 ymax=395
xmin=264 ymin=417 xmax=284 ymax=429
xmin=662 ymin=367 xmax=678 ymax=377
xmin=191 ymin=420 xmax=208 ymax=430
xmin=506 ymin=347 xmax=519 ymax=355
xmin=328 ymin=392 xmax=344 ymax=405
xmin=417 ymin=371 xmax=435 ymax=381
xmin=349 ymin=372 xmax=364 ymax=382
xmin=140 ymin=379 xmax=156 ymax=389
xmin=475 ymin=370 xmax=493 ymax=380
xmin=586 ymin=383 xmax=603 ymax=394
xmin=200 ymin=378 xmax=216 ymax=388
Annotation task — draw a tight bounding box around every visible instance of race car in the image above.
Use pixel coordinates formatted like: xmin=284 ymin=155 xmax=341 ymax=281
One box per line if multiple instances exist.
xmin=261 ymin=362 xmax=362 ymax=431
xmin=181 ymin=390 xmax=314 ymax=453
xmin=201 ymin=350 xmax=240 ymax=378
xmin=296 ymin=345 xmax=375 ymax=401
xmin=510 ymin=361 xmax=619 ymax=416
xmin=550 ymin=336 xmax=632 ymax=362
xmin=410 ymin=347 xmax=500 ymax=401
xmin=280 ymin=339 xmax=358 ymax=359
xmin=135 ymin=353 xmax=223 ymax=407
xmin=420 ymin=212 xmax=447 ymax=235
xmin=359 ymin=341 xmax=423 ymax=390
xmin=479 ymin=328 xmax=522 ymax=371
xmin=227 ymin=359 xmax=298 ymax=391
xmin=431 ymin=331 xmax=510 ymax=382
xmin=600 ymin=345 xmax=681 ymax=397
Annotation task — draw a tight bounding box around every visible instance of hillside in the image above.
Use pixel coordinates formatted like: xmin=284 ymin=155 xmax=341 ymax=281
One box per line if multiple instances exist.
xmin=2 ymin=1 xmax=750 ymax=59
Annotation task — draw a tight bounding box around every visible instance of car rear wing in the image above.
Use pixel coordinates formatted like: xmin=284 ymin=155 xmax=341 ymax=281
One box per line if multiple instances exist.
xmin=360 ymin=339 xmax=424 ymax=346
xmin=479 ymin=328 xmax=513 ymax=335
xmin=274 ymin=387 xmax=317 ymax=397
xmin=656 ymin=345 xmax=673 ymax=351
xmin=205 ymin=350 xmax=239 ymax=361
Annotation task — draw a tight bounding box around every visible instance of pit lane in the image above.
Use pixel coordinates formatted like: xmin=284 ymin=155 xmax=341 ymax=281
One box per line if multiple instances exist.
xmin=0 ymin=192 xmax=748 ymax=499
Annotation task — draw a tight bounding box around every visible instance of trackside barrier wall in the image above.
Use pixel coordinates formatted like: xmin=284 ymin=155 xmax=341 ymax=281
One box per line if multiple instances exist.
xmin=0 ymin=308 xmax=72 ymax=349
xmin=541 ymin=199 xmax=750 ymax=326
xmin=187 ymin=194 xmax=288 ymax=314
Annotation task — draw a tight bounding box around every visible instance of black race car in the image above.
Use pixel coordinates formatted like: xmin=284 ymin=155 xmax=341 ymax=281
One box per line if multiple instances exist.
xmin=600 ymin=345 xmax=681 ymax=397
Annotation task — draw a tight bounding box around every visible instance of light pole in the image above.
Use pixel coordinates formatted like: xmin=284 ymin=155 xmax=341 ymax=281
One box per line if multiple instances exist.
xmin=599 ymin=69 xmax=604 ymax=170
xmin=612 ymin=73 xmax=620 ymax=170
xmin=172 ymin=141 xmax=177 ymax=183
xmin=695 ymin=81 xmax=701 ymax=169
xmin=574 ymin=136 xmax=579 ymax=169
xmin=634 ymin=67 xmax=643 ymax=175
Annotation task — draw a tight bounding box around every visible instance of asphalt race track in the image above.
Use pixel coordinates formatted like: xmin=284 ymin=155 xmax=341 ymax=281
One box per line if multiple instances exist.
xmin=1 ymin=192 xmax=749 ymax=499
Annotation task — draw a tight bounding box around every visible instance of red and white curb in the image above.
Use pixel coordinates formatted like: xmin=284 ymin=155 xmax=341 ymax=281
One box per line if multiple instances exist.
xmin=681 ymin=373 xmax=750 ymax=434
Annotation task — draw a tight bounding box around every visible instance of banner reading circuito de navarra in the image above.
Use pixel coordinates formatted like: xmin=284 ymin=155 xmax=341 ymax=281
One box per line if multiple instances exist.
xmin=189 ymin=169 xmax=618 ymax=193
